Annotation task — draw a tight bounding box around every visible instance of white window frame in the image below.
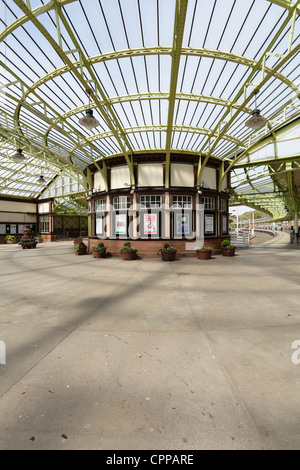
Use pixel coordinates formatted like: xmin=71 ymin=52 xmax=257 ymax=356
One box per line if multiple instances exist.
xmin=140 ymin=195 xmax=162 ymax=209
xmin=222 ymin=214 xmax=228 ymax=234
xmin=172 ymin=195 xmax=192 ymax=209
xmin=220 ymin=199 xmax=227 ymax=212
xmin=113 ymin=196 xmax=130 ymax=210
xmin=39 ymin=215 xmax=49 ymax=233
xmin=95 ymin=199 xmax=105 ymax=212
xmin=203 ymin=197 xmax=215 ymax=210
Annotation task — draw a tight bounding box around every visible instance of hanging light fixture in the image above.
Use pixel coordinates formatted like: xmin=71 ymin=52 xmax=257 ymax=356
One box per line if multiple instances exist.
xmin=78 ymin=90 xmax=100 ymax=130
xmin=12 ymin=137 xmax=26 ymax=162
xmin=245 ymin=92 xmax=267 ymax=130
xmin=37 ymin=175 xmax=45 ymax=183
xmin=12 ymin=148 xmax=26 ymax=162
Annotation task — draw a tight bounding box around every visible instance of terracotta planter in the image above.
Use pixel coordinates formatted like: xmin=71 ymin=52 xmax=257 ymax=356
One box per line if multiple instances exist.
xmin=22 ymin=243 xmax=37 ymax=249
xmin=92 ymin=250 xmax=106 ymax=258
xmin=160 ymin=250 xmax=177 ymax=261
xmin=36 ymin=238 xmax=43 ymax=243
xmin=75 ymin=246 xmax=87 ymax=256
xmin=197 ymin=250 xmax=212 ymax=260
xmin=222 ymin=247 xmax=236 ymax=257
xmin=121 ymin=251 xmax=137 ymax=260
xmin=6 ymin=240 xmax=16 ymax=244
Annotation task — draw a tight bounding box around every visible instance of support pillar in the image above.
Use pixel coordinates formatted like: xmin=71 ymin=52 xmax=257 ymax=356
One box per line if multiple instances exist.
xmin=294 ymin=212 xmax=298 ymax=244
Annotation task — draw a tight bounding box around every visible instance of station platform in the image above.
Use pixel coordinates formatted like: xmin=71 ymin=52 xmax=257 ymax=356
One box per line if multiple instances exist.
xmin=0 ymin=231 xmax=299 ymax=450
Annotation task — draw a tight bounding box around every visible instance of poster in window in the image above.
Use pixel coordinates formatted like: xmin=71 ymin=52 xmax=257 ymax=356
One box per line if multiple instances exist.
xmin=143 ymin=213 xmax=158 ymax=235
xmin=115 ymin=213 xmax=127 ymax=235
xmin=0 ymin=224 xmax=5 ymax=234
xmin=10 ymin=225 xmax=17 ymax=234
xmin=176 ymin=213 xmax=190 ymax=235
xmin=205 ymin=214 xmax=214 ymax=234
xmin=222 ymin=215 xmax=227 ymax=234
xmin=18 ymin=225 xmax=24 ymax=234
xmin=96 ymin=214 xmax=104 ymax=237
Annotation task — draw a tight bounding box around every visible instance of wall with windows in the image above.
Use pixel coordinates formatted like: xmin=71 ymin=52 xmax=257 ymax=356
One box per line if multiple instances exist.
xmin=88 ymin=155 xmax=230 ymax=255
xmin=52 ymin=215 xmax=88 ymax=239
xmin=0 ymin=198 xmax=37 ymax=242
xmin=92 ymin=193 xmax=227 ymax=241
xmin=0 ymin=194 xmax=88 ymax=243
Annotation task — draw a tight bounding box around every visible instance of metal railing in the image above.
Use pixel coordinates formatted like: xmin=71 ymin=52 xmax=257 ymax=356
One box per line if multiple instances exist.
xmin=230 ymin=231 xmax=250 ymax=248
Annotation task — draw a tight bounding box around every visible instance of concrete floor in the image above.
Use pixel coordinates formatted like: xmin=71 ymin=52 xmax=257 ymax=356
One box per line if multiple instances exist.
xmin=0 ymin=231 xmax=299 ymax=450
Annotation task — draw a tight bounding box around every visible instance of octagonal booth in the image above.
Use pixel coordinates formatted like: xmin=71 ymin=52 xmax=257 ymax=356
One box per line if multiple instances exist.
xmin=87 ymin=153 xmax=230 ymax=258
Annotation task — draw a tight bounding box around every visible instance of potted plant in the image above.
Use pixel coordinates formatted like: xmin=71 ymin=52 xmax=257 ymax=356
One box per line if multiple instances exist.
xmin=19 ymin=226 xmax=37 ymax=249
xmin=5 ymin=235 xmax=17 ymax=244
xmin=119 ymin=241 xmax=137 ymax=260
xmin=91 ymin=242 xmax=107 ymax=258
xmin=35 ymin=233 xmax=43 ymax=243
xmin=194 ymin=247 xmax=213 ymax=260
xmin=157 ymin=243 xmax=177 ymax=261
xmin=221 ymin=239 xmax=236 ymax=257
xmin=74 ymin=241 xmax=87 ymax=255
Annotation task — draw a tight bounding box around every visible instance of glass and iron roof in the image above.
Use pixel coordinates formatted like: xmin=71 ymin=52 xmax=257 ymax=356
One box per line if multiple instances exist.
xmin=0 ymin=0 xmax=299 ymax=218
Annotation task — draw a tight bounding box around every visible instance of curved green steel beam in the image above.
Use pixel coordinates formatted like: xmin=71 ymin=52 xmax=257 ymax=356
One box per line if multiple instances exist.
xmin=12 ymin=0 xmax=135 ymax=186
xmin=0 ymin=60 xmax=106 ymax=189
xmin=267 ymin=0 xmax=300 ymax=12
xmin=1 ymin=60 xmax=104 ymax=171
xmin=0 ymin=105 xmax=88 ymax=170
xmin=232 ymin=164 xmax=300 ymax=192
xmin=222 ymin=116 xmax=300 ymax=174
xmin=67 ymin=124 xmax=245 ymax=162
xmin=0 ymin=0 xmax=296 ymax=45
xmin=237 ymin=117 xmax=300 ymax=163
xmin=17 ymin=46 xmax=294 ymax=156
xmin=44 ymin=92 xmax=252 ymax=133
xmin=52 ymin=0 xmax=135 ymax=160
xmin=218 ymin=112 xmax=300 ymax=190
xmin=23 ymin=48 xmax=297 ymax=94
xmin=219 ymin=101 xmax=300 ymax=161
xmin=45 ymin=93 xmax=251 ymax=166
xmin=18 ymin=44 xmax=296 ymax=173
xmin=0 ymin=0 xmax=78 ymax=42
xmin=198 ymin=1 xmax=300 ymax=182
xmin=4 ymin=7 xmax=296 ymax=179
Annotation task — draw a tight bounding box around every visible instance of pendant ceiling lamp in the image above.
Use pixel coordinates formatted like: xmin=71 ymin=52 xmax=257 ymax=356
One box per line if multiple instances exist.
xmin=12 ymin=137 xmax=26 ymax=162
xmin=12 ymin=148 xmax=26 ymax=162
xmin=79 ymin=90 xmax=100 ymax=130
xmin=245 ymin=93 xmax=267 ymax=130
xmin=37 ymin=175 xmax=45 ymax=183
